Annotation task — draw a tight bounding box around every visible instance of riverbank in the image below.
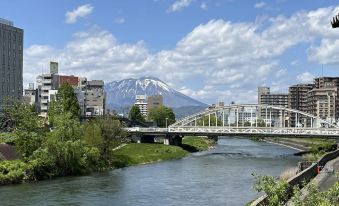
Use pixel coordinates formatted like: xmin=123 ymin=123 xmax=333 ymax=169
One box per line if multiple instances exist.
xmin=111 ymin=136 xmax=216 ymax=167
xmin=261 ymin=137 xmax=337 ymax=157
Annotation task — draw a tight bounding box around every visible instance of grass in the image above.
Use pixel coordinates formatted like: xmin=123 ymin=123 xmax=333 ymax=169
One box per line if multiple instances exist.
xmin=111 ymin=136 xmax=216 ymax=167
xmin=182 ymin=136 xmax=215 ymax=152
xmin=111 ymin=143 xmax=189 ymax=167
xmin=280 ymin=167 xmax=298 ymax=181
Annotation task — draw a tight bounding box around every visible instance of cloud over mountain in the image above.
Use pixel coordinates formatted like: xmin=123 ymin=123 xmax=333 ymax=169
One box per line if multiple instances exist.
xmin=24 ymin=6 xmax=339 ymax=104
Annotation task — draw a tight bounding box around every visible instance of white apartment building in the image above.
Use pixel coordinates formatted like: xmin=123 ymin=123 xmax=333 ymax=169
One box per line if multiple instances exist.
xmin=135 ymin=95 xmax=148 ymax=116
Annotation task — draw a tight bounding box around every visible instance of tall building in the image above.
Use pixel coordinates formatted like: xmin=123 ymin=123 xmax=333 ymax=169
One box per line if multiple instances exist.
xmin=85 ymin=80 xmax=106 ymax=116
xmin=147 ymin=95 xmax=163 ymax=112
xmin=0 ymin=18 xmax=23 ymax=106
xmin=258 ymin=87 xmax=270 ymax=105
xmin=314 ymin=77 xmax=339 ymax=119
xmin=307 ymin=85 xmax=337 ymax=124
xmin=36 ymin=62 xmax=59 ymax=116
xmin=288 ymin=84 xmax=314 ymax=127
xmin=257 ymin=87 xmax=288 ymax=125
xmin=135 ymin=95 xmax=148 ymax=116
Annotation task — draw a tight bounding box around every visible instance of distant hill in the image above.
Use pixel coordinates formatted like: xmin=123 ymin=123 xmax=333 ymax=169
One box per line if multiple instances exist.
xmin=105 ymin=77 xmax=208 ymax=112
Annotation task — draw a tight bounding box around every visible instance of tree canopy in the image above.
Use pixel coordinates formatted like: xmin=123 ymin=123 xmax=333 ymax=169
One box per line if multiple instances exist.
xmin=129 ymin=105 xmax=145 ymax=122
xmin=48 ymin=83 xmax=80 ymax=124
xmin=148 ymin=106 xmax=175 ymax=127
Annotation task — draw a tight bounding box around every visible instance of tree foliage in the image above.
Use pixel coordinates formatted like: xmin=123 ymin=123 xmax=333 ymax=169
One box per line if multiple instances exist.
xmin=253 ymin=174 xmax=289 ymax=206
xmin=129 ymin=105 xmax=145 ymax=122
xmin=148 ymin=106 xmax=176 ymax=127
xmin=253 ymin=174 xmax=339 ymax=206
xmin=48 ymin=83 xmax=80 ymax=124
xmin=83 ymin=117 xmax=128 ymax=163
xmin=1 ymin=101 xmax=46 ymax=157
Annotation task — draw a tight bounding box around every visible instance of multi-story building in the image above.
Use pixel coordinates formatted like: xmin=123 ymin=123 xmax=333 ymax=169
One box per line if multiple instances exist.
xmin=307 ymin=84 xmax=337 ymax=124
xmin=135 ymin=95 xmax=148 ymax=116
xmin=314 ymin=77 xmax=339 ymax=119
xmin=0 ymin=18 xmax=23 ymax=107
xmin=288 ymin=84 xmax=314 ymax=127
xmin=257 ymin=87 xmax=288 ymax=125
xmin=258 ymin=87 xmax=270 ymax=105
xmin=36 ymin=62 xmax=60 ymax=116
xmin=23 ymin=83 xmax=37 ymax=106
xmin=147 ymin=95 xmax=163 ymax=112
xmin=85 ymin=80 xmax=106 ymax=116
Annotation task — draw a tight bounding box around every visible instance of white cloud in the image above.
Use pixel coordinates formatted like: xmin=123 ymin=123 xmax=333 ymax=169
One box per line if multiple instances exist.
xmin=297 ymin=72 xmax=315 ymax=83
xmin=290 ymin=60 xmax=298 ymax=66
xmin=254 ymin=2 xmax=267 ymax=9
xmin=275 ymin=69 xmax=287 ymax=78
xmin=200 ymin=2 xmax=208 ymax=10
xmin=114 ymin=17 xmax=125 ymax=24
xmin=167 ymin=0 xmax=192 ymax=13
xmin=24 ymin=6 xmax=339 ymax=104
xmin=65 ymin=4 xmax=94 ymax=24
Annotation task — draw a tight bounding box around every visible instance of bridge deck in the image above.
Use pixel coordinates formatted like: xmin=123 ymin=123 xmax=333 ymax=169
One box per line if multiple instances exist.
xmin=126 ymin=126 xmax=339 ymax=138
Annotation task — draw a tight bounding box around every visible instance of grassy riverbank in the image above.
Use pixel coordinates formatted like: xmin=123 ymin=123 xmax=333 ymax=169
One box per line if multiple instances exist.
xmin=111 ymin=136 xmax=216 ymax=167
xmin=182 ymin=136 xmax=215 ymax=152
xmin=112 ymin=143 xmax=189 ymax=166
xmin=263 ymin=137 xmax=337 ymax=160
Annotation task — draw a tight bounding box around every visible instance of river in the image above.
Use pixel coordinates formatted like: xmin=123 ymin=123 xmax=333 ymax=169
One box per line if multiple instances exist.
xmin=0 ymin=137 xmax=301 ymax=206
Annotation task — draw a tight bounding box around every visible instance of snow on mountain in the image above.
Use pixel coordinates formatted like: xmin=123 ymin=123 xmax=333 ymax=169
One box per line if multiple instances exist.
xmin=105 ymin=77 xmax=207 ymax=109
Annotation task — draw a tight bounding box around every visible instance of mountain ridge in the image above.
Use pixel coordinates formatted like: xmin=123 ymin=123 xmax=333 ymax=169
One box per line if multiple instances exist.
xmin=105 ymin=76 xmax=207 ymax=110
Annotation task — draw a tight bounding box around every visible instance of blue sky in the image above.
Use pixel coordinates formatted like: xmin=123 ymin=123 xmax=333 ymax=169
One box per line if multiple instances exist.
xmin=1 ymin=0 xmax=339 ymax=104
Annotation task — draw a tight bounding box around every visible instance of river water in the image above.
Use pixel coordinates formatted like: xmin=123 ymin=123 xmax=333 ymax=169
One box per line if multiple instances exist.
xmin=0 ymin=137 xmax=301 ymax=206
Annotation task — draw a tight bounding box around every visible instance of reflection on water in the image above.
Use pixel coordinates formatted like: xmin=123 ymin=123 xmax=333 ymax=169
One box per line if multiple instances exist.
xmin=0 ymin=137 xmax=301 ymax=206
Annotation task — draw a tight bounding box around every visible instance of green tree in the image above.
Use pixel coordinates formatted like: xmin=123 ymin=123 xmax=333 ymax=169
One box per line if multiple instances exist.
xmin=148 ymin=106 xmax=175 ymax=127
xmin=45 ymin=112 xmax=99 ymax=175
xmin=2 ymin=101 xmax=46 ymax=157
xmin=48 ymin=83 xmax=80 ymax=124
xmin=257 ymin=118 xmax=266 ymax=127
xmin=253 ymin=174 xmax=289 ymax=206
xmin=129 ymin=105 xmax=145 ymax=122
xmin=83 ymin=117 xmax=128 ymax=163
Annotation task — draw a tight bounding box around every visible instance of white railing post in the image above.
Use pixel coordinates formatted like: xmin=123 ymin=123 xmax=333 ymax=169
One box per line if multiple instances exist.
xmin=223 ymin=110 xmax=225 ymax=127
xmin=215 ymin=112 xmax=217 ymax=127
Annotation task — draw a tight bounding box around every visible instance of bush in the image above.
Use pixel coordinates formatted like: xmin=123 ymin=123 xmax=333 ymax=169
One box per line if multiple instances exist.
xmin=253 ymin=174 xmax=290 ymax=206
xmin=0 ymin=160 xmax=28 ymax=184
xmin=0 ymin=133 xmax=17 ymax=144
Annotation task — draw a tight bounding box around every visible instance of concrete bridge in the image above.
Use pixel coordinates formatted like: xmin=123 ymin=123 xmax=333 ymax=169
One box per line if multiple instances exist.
xmin=126 ymin=104 xmax=339 ymax=145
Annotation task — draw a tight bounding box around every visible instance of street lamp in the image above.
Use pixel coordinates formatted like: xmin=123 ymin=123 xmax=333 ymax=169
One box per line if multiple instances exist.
xmin=166 ymin=117 xmax=168 ymax=128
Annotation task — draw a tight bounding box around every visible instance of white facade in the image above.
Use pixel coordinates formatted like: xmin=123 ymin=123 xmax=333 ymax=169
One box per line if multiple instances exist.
xmin=135 ymin=95 xmax=148 ymax=116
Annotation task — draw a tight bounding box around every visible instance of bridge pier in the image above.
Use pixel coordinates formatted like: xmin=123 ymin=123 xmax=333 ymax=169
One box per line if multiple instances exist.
xmin=164 ymin=135 xmax=182 ymax=146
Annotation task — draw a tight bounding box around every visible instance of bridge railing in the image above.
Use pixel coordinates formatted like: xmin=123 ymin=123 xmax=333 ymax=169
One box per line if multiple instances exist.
xmin=167 ymin=126 xmax=339 ymax=137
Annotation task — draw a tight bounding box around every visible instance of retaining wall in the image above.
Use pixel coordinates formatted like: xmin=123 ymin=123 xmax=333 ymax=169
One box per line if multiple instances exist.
xmin=250 ymin=149 xmax=339 ymax=206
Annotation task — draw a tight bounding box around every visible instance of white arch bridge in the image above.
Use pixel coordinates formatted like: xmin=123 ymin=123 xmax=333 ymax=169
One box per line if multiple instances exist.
xmin=127 ymin=104 xmax=339 ymax=138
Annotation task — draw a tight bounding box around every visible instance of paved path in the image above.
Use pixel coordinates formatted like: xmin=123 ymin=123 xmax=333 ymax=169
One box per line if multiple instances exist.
xmin=315 ymin=157 xmax=339 ymax=191
xmin=287 ymin=157 xmax=339 ymax=205
xmin=112 ymin=143 xmax=127 ymax=151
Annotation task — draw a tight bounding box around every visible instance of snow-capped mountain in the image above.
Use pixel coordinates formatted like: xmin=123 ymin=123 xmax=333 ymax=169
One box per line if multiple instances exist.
xmin=105 ymin=77 xmax=207 ymax=109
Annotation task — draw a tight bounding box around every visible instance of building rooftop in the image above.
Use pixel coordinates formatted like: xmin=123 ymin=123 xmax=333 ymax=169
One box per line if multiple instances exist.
xmin=0 ymin=18 xmax=13 ymax=26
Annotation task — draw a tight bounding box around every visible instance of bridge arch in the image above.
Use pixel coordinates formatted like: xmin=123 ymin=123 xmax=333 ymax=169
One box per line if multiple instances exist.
xmin=169 ymin=104 xmax=338 ymax=129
